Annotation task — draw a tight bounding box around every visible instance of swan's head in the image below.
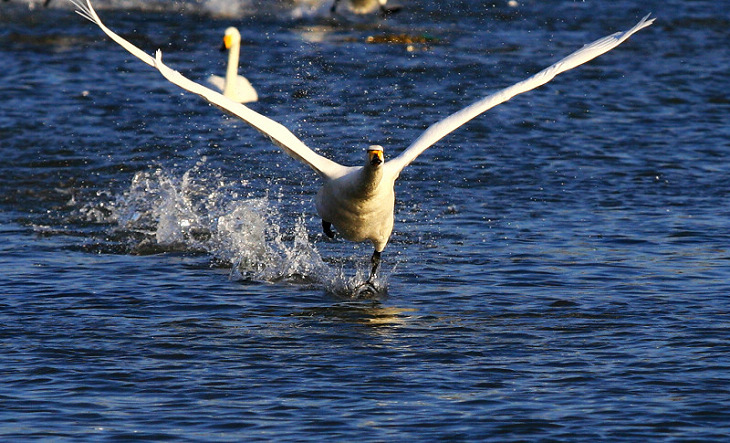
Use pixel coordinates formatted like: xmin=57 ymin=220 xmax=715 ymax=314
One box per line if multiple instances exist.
xmin=367 ymin=145 xmax=384 ymax=167
xmin=221 ymin=27 xmax=241 ymax=52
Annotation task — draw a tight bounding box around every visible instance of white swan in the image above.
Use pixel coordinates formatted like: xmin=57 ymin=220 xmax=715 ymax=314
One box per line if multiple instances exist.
xmin=206 ymin=27 xmax=258 ymax=103
xmin=70 ymin=0 xmax=653 ymax=284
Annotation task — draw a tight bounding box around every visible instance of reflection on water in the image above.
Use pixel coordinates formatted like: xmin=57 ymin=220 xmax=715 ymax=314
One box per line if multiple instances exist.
xmin=291 ymin=301 xmax=416 ymax=326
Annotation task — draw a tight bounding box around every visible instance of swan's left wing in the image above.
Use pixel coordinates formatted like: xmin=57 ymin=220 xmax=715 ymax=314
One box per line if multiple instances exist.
xmin=70 ymin=0 xmax=347 ymax=180
xmin=387 ymin=14 xmax=655 ymax=175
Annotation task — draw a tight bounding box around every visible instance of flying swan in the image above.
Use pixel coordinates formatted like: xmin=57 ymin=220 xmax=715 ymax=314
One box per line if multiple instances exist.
xmin=70 ymin=0 xmax=653 ymax=285
xmin=207 ymin=27 xmax=258 ymax=104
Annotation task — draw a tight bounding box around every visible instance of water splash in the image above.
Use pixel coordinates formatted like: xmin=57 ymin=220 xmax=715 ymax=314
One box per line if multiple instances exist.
xmin=80 ymin=160 xmax=389 ymax=296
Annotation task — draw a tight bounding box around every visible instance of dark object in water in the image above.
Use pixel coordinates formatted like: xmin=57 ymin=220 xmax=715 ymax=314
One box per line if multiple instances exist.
xmin=330 ymin=0 xmax=402 ymax=17
xmin=365 ymin=33 xmax=439 ymax=45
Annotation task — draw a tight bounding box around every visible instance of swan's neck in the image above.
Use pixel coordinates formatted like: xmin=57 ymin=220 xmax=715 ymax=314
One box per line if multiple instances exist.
xmin=224 ymin=42 xmax=240 ymax=95
xmin=356 ymin=165 xmax=384 ymax=196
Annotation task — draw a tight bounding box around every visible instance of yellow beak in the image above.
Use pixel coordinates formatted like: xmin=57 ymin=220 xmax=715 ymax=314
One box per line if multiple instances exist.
xmin=223 ymin=35 xmax=233 ymax=50
xmin=369 ymin=150 xmax=384 ymax=165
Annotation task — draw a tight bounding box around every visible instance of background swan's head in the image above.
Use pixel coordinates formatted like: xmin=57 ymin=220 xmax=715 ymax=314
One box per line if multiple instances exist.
xmin=222 ymin=27 xmax=241 ymax=51
xmin=367 ymin=145 xmax=384 ymax=167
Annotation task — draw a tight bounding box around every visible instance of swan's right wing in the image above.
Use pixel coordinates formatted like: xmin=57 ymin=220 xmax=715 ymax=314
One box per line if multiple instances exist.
xmin=387 ymin=14 xmax=655 ymax=175
xmin=70 ymin=0 xmax=347 ymax=180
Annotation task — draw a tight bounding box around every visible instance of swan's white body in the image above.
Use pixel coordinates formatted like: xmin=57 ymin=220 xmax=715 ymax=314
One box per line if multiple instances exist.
xmin=70 ymin=0 xmax=653 ymax=281
xmin=316 ymin=146 xmax=395 ymax=253
xmin=207 ymin=27 xmax=258 ymax=103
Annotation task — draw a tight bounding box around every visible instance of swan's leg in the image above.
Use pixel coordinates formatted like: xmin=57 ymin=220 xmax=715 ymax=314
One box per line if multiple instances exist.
xmin=380 ymin=4 xmax=402 ymax=16
xmin=322 ymin=220 xmax=335 ymax=239
xmin=330 ymin=0 xmax=340 ymax=14
xmin=368 ymin=250 xmax=381 ymax=283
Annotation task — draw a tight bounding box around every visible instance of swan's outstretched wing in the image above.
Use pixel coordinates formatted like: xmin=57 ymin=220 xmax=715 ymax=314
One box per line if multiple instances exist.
xmin=70 ymin=0 xmax=348 ymax=180
xmin=387 ymin=14 xmax=655 ymax=175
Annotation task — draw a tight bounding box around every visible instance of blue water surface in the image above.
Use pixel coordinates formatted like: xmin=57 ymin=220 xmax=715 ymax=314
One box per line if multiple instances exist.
xmin=2 ymin=0 xmax=730 ymax=440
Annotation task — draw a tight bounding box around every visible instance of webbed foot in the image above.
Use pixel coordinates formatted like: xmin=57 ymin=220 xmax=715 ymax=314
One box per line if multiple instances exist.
xmin=380 ymin=4 xmax=402 ymax=16
xmin=322 ymin=220 xmax=335 ymax=239
xmin=354 ymin=280 xmax=378 ymax=297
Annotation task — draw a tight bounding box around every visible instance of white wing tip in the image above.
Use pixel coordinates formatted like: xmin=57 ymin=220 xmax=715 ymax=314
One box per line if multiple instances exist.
xmin=68 ymin=0 xmax=94 ymax=22
xmin=610 ymin=13 xmax=655 ymax=46
xmin=631 ymin=13 xmax=656 ymax=34
xmin=639 ymin=13 xmax=656 ymax=27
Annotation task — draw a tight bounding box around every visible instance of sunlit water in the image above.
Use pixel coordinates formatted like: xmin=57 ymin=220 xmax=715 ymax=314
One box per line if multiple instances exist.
xmin=2 ymin=0 xmax=730 ymax=440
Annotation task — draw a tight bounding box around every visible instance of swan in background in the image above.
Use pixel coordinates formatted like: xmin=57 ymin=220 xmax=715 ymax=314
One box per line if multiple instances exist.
xmin=330 ymin=0 xmax=402 ymax=16
xmin=207 ymin=27 xmax=258 ymax=103
xmin=2 ymin=0 xmax=52 ymax=7
xmin=70 ymin=0 xmax=653 ymax=287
